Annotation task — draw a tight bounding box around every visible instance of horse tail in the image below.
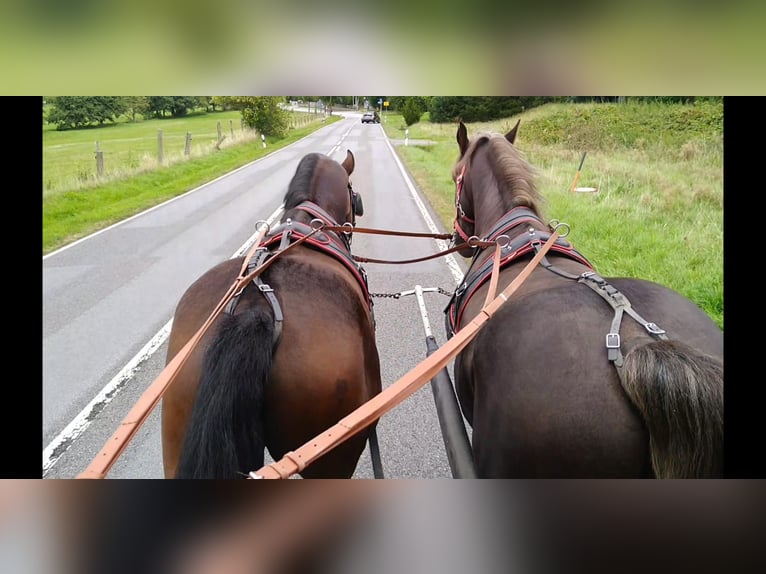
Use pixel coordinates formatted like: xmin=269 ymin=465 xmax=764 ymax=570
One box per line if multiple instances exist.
xmin=176 ymin=307 xmax=274 ymax=479
xmin=619 ymin=339 xmax=723 ymax=478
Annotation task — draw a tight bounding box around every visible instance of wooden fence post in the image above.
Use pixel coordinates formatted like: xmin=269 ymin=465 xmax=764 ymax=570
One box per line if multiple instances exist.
xmin=158 ymin=129 xmax=163 ymax=164
xmin=185 ymin=132 xmax=192 ymax=156
xmin=230 ymin=119 xmax=234 ymax=138
xmin=217 ymin=121 xmax=222 ymax=145
xmin=95 ymin=141 xmax=104 ymax=177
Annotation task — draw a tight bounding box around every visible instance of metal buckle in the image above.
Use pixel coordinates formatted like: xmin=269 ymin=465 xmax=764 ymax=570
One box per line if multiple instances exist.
xmin=258 ymin=283 xmax=274 ymax=293
xmin=580 ymin=271 xmax=605 ymax=285
xmin=606 ymin=333 xmax=620 ymax=348
xmin=645 ymin=322 xmax=666 ymax=335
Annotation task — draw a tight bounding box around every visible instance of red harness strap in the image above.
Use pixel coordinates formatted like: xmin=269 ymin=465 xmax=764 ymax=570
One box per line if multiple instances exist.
xmin=260 ymin=223 xmax=372 ymax=309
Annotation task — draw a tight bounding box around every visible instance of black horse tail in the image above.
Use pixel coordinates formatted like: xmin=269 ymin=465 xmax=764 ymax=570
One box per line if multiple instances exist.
xmin=176 ymin=307 xmax=274 ymax=479
xmin=619 ymin=339 xmax=723 ymax=478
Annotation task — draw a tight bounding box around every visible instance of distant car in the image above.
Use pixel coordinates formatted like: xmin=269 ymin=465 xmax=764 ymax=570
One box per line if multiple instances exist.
xmin=361 ymin=111 xmax=380 ymax=124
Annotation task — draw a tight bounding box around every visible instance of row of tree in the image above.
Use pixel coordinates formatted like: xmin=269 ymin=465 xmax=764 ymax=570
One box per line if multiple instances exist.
xmin=45 ymin=96 xmax=722 ymax=132
xmin=44 ymin=97 xmax=228 ymax=130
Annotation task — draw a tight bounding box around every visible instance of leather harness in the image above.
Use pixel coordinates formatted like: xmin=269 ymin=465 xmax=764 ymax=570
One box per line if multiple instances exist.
xmin=223 ymin=200 xmax=372 ymax=348
xmin=444 ymin=206 xmax=669 ymax=371
xmin=445 ymin=206 xmax=594 ymax=336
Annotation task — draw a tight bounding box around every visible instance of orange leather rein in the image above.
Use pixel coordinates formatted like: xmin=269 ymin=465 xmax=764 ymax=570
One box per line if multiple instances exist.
xmin=77 ymin=220 xmax=559 ymax=479
xmin=250 ymin=228 xmax=561 ymax=479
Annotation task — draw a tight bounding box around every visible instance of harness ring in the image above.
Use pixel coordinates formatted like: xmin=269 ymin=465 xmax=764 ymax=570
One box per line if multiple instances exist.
xmin=552 ymin=221 xmax=571 ymax=237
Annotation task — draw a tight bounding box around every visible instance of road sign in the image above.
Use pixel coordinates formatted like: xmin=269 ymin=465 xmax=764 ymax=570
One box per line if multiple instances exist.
xmin=378 ymin=98 xmax=383 ymax=104
xmin=384 ymin=101 xmax=389 ymax=107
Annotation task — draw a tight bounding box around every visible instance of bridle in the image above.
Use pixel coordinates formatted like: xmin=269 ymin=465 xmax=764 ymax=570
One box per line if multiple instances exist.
xmin=346 ymin=180 xmax=364 ymax=243
xmin=453 ymin=165 xmax=475 ymax=244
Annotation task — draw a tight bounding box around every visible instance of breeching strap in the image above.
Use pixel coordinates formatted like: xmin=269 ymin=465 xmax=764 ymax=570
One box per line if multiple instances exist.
xmin=77 ymin=225 xmax=321 ymax=479
xmin=250 ymin=228 xmax=561 ymax=479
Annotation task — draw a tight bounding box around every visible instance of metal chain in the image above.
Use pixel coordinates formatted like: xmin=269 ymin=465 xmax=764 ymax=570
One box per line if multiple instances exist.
xmin=369 ymin=292 xmax=401 ymax=299
xmin=370 ymin=287 xmax=454 ymax=300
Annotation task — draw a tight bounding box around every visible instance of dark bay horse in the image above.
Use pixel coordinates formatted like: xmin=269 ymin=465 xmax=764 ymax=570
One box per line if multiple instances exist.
xmin=445 ymin=121 xmax=723 ymax=478
xmin=161 ymin=150 xmax=382 ymax=478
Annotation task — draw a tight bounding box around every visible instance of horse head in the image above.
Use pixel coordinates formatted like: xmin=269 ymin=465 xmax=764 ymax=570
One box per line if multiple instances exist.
xmin=451 ymin=119 xmax=544 ymax=254
xmin=283 ymin=150 xmax=363 ymax=231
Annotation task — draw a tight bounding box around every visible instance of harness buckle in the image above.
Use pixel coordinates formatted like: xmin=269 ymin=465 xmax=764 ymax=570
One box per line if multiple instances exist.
xmin=580 ymin=271 xmax=606 ymax=285
xmin=258 ymin=283 xmax=274 ymax=293
xmin=606 ymin=333 xmax=620 ymax=348
xmin=455 ymin=283 xmax=467 ymax=297
xmin=645 ymin=322 xmax=666 ymax=336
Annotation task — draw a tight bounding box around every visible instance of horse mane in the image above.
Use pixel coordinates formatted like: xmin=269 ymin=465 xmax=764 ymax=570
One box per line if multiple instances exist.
xmin=469 ymin=133 xmax=547 ymax=218
xmin=283 ymin=153 xmax=323 ymax=210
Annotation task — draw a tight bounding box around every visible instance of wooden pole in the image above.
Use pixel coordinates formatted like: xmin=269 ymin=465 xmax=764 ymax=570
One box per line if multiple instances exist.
xmin=184 ymin=132 xmax=192 ymax=156
xmin=570 ymin=151 xmax=587 ymax=193
xmin=95 ymin=142 xmax=103 ymax=177
xmin=158 ymin=129 xmax=164 ymax=164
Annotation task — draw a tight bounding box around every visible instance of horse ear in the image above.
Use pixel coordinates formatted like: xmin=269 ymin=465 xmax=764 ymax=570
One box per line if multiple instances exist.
xmin=506 ymin=119 xmax=521 ymax=145
xmin=457 ymin=120 xmax=469 ymax=158
xmin=341 ymin=150 xmax=355 ymax=175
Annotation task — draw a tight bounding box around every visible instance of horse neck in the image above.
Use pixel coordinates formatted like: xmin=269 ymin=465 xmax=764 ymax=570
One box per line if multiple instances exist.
xmin=472 ymin=179 xmax=544 ymax=241
xmin=283 ymin=193 xmax=345 ymax=228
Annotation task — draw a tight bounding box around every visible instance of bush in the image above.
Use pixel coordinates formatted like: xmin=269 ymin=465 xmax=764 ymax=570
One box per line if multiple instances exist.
xmin=429 ymin=97 xmax=558 ymax=123
xmin=401 ymin=97 xmax=426 ymax=126
xmin=241 ymin=97 xmax=289 ymax=137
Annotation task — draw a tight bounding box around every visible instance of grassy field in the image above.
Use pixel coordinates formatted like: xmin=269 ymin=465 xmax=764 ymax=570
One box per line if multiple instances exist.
xmin=381 ymin=101 xmax=723 ymax=330
xmin=42 ymin=102 xmax=723 ymax=329
xmin=43 ymin=113 xmax=340 ymax=254
xmin=43 ymin=109 xmax=327 ymax=195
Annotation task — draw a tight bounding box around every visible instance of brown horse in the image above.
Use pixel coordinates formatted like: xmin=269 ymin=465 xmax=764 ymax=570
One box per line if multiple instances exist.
xmin=445 ymin=121 xmax=723 ymax=478
xmin=161 ymin=150 xmax=382 ymax=478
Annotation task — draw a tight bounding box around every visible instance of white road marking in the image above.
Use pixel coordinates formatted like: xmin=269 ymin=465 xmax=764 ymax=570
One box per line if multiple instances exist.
xmin=381 ymin=129 xmax=464 ymax=284
xmin=42 ymin=204 xmax=284 ymax=476
xmin=43 ymin=120 xmax=356 ymax=475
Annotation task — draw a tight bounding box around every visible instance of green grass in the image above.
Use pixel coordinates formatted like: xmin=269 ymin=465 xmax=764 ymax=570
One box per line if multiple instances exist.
xmin=43 ymin=114 xmax=341 ymax=254
xmin=43 ymin=109 xmax=326 ymax=195
xmin=382 ymin=102 xmax=723 ymax=330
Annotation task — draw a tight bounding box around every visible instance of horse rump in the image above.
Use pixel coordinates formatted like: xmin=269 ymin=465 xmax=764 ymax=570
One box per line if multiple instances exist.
xmin=620 ymin=339 xmax=723 ymax=478
xmin=176 ymin=307 xmax=274 ymax=479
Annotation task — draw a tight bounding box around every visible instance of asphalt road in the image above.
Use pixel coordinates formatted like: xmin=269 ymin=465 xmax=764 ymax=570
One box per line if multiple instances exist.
xmin=42 ymin=112 xmax=471 ymax=479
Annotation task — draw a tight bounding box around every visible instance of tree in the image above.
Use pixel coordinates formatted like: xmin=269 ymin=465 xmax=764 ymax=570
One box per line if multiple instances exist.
xmin=147 ymin=96 xmax=200 ymax=118
xmin=47 ymin=97 xmax=126 ymax=130
xmin=429 ymin=97 xmax=557 ymax=123
xmin=401 ymin=97 xmax=427 ymax=126
xmin=123 ymin=96 xmax=149 ymax=122
xmin=215 ymin=96 xmax=289 ymax=137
